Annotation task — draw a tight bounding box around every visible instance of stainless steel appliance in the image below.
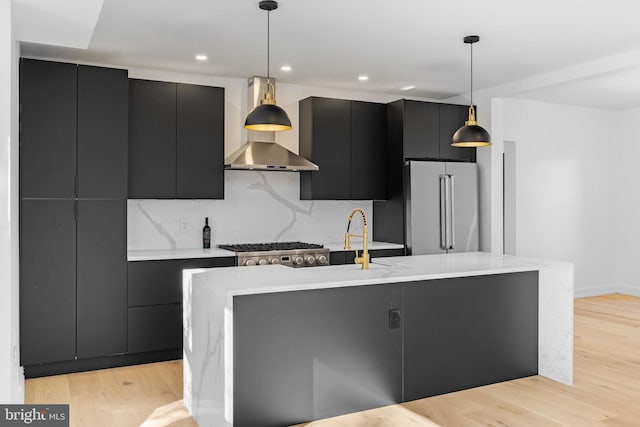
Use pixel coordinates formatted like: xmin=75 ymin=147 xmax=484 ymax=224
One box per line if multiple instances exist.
xmin=218 ymin=241 xmax=330 ymax=267
xmin=405 ymin=161 xmax=479 ymax=255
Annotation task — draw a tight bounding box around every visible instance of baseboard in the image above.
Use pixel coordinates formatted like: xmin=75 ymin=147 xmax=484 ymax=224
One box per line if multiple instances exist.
xmin=574 ymin=285 xmax=619 ymax=298
xmin=575 ymin=284 xmax=640 ymax=298
xmin=23 ymin=348 xmax=182 ymax=379
xmin=616 ymin=285 xmax=640 ymax=297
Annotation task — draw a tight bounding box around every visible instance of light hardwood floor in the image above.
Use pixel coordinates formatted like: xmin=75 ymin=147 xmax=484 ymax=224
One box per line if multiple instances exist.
xmin=26 ymin=294 xmax=640 ymax=427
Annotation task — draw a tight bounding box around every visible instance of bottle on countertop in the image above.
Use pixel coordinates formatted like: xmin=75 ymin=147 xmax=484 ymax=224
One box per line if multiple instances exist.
xmin=203 ymin=217 xmax=211 ymax=249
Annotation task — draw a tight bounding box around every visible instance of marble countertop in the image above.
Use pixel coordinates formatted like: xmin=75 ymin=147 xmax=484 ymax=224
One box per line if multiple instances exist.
xmin=189 ymin=252 xmax=567 ymax=297
xmin=128 ymin=248 xmax=236 ymax=261
xmin=128 ymin=241 xmax=404 ymax=261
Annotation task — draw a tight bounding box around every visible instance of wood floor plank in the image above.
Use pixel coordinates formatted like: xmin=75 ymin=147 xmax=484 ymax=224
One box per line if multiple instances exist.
xmin=25 ymin=294 xmax=640 ymax=427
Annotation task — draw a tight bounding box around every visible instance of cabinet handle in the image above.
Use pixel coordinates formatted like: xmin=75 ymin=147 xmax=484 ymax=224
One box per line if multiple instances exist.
xmin=74 ymin=175 xmax=79 ymax=197
xmin=439 ymin=175 xmax=447 ymax=250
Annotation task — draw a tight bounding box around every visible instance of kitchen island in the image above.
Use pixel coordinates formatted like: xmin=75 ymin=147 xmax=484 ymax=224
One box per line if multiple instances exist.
xmin=183 ymin=252 xmax=573 ymax=427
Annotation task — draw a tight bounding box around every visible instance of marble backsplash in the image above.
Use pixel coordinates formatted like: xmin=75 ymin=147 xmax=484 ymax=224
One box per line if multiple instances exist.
xmin=127 ymin=170 xmax=373 ymax=251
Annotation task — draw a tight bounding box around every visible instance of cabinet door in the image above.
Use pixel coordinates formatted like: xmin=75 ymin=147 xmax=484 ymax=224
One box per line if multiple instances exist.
xmin=299 ymin=97 xmax=351 ymax=200
xmin=20 ymin=200 xmax=76 ymax=365
xmin=351 ymin=101 xmax=387 ymax=200
xmin=77 ymin=66 xmax=129 ymax=198
xmin=20 ymin=59 xmax=77 ymax=198
xmin=439 ymin=103 xmax=477 ymax=162
xmin=234 ymin=284 xmax=402 ymax=427
xmin=176 ymin=84 xmax=225 ymax=199
xmin=128 ymin=304 xmax=182 ymax=353
xmin=76 ymin=200 xmax=127 ymax=359
xmin=402 ymin=100 xmax=439 ymax=160
xmin=128 ymin=79 xmax=177 ymax=198
xmin=128 ymin=257 xmax=235 ymax=307
xmin=404 ymin=273 xmax=538 ymax=401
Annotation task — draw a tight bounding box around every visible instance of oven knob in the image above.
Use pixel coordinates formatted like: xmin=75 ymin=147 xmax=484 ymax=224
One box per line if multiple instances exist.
xmin=305 ymin=256 xmax=316 ymax=265
xmin=245 ymin=259 xmax=256 ymax=266
xmin=293 ymin=256 xmax=304 ymax=266
xmin=317 ymin=255 xmax=328 ymax=265
xmin=258 ymin=258 xmax=268 ymax=266
xmin=270 ymin=258 xmax=280 ymax=265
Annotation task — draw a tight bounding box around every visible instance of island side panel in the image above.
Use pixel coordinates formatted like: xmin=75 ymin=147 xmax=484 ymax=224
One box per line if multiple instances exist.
xmin=233 ymin=284 xmax=403 ymax=427
xmin=538 ymin=262 xmax=574 ymax=385
xmin=184 ymin=269 xmax=231 ymax=427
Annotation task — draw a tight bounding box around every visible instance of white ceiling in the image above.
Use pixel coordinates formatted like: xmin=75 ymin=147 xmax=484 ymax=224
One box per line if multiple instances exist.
xmin=15 ymin=0 xmax=640 ymax=110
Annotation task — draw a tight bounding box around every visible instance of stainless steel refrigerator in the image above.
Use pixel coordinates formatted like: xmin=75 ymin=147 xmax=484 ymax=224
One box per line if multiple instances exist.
xmin=405 ymin=161 xmax=479 ymax=255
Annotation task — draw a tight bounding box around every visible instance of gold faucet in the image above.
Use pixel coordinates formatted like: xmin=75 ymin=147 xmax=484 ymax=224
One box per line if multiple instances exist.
xmin=344 ymin=208 xmax=369 ymax=270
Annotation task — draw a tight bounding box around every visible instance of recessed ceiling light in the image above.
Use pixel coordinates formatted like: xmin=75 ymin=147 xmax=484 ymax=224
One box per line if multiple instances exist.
xmin=358 ymin=75 xmax=369 ymax=81
xmin=195 ymin=54 xmax=208 ymax=61
xmin=281 ymin=65 xmax=292 ymax=71
xmin=401 ymin=85 xmax=416 ymax=91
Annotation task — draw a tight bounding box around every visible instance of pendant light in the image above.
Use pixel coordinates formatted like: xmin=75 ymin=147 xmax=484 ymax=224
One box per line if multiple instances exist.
xmin=452 ymin=35 xmax=491 ymax=147
xmin=244 ymin=0 xmax=292 ymax=131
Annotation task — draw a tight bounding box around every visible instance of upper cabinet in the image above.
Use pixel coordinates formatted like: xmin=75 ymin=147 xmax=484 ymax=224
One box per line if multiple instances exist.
xmin=389 ymin=99 xmax=476 ymax=163
xmin=20 ymin=60 xmax=128 ymax=199
xmin=299 ymin=96 xmax=387 ymax=201
xmin=128 ymin=79 xmax=225 ymax=199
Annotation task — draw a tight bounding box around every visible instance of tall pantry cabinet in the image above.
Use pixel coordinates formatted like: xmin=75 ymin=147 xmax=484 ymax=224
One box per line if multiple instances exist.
xmin=19 ymin=59 xmax=128 ymax=368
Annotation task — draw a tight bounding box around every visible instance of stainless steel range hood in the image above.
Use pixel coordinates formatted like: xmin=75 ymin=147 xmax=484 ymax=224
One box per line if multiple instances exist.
xmin=224 ymin=76 xmax=319 ymax=172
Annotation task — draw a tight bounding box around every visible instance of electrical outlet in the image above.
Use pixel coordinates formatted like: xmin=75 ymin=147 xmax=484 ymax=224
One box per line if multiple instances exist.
xmin=180 ymin=220 xmax=193 ymax=234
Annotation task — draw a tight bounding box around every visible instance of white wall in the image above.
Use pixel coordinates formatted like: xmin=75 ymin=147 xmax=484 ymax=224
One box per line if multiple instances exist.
xmin=500 ymin=98 xmax=617 ymax=296
xmin=612 ymin=108 xmax=640 ymax=295
xmin=1 ymin=0 xmax=24 ymax=403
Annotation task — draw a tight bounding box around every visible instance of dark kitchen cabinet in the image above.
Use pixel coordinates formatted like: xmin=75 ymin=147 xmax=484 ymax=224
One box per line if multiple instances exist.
xmin=299 ymin=97 xmax=351 ymax=200
xmin=128 ymin=79 xmax=176 ymax=198
xmin=19 ymin=60 xmax=77 ymax=198
xmin=176 ymin=83 xmax=225 ymax=199
xmin=128 ymin=79 xmax=225 ymax=199
xmin=76 ymin=200 xmax=127 ymax=359
xmin=402 ymin=101 xmax=439 ymax=160
xmin=20 ymin=59 xmax=128 ymax=199
xmin=128 ymin=305 xmax=182 ymax=354
xmin=77 ymin=65 xmax=129 ymax=198
xmin=20 ymin=59 xmax=129 ymax=371
xmin=127 ymin=257 xmax=235 ymax=353
xmin=299 ymin=97 xmax=387 ymax=200
xmin=233 ymin=283 xmax=402 ymax=427
xmin=329 ymin=248 xmax=405 ymax=265
xmin=20 ymin=200 xmax=77 ymax=366
xmin=403 ymin=272 xmax=539 ymax=401
xmin=387 ymin=99 xmax=476 ymax=162
xmin=351 ymin=101 xmax=387 ymax=200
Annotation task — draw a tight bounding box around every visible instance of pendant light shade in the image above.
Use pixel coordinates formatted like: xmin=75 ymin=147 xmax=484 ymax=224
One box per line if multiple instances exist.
xmin=244 ymin=0 xmax=292 ymax=132
xmin=452 ymin=35 xmax=491 ymax=147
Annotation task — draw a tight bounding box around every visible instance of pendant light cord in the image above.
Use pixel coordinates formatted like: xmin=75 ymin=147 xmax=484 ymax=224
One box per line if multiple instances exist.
xmin=267 ymin=9 xmax=270 ymax=79
xmin=470 ymin=41 xmax=473 ymax=107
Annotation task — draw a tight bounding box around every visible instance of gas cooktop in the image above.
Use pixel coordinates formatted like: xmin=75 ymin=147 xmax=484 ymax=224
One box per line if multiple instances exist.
xmin=217 ymin=241 xmax=329 ymax=268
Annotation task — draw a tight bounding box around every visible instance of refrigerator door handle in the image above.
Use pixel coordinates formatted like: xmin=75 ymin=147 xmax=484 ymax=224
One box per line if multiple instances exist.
xmin=448 ymin=174 xmax=455 ymax=250
xmin=439 ymin=174 xmax=447 ymax=250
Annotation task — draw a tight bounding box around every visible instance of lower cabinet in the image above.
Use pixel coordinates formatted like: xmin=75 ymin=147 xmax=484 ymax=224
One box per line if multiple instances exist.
xmin=330 ymin=248 xmax=405 ymax=265
xmin=128 ymin=304 xmax=182 ymax=353
xmin=20 ymin=200 xmax=77 ymax=366
xmin=234 ymin=284 xmax=403 ymax=427
xmin=127 ymin=257 xmax=235 ymax=353
xmin=20 ymin=199 xmax=127 ymax=367
xmin=232 ymin=271 xmax=539 ymax=426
